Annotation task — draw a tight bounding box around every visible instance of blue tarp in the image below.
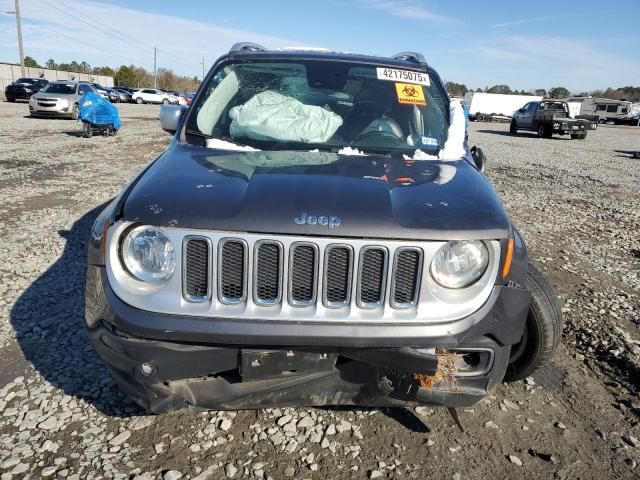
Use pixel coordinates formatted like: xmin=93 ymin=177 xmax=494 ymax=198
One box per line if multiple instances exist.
xmin=78 ymin=92 xmax=121 ymax=129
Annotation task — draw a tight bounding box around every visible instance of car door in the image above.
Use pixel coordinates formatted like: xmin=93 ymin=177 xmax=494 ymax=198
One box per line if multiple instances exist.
xmin=520 ymin=102 xmax=536 ymax=128
xmin=154 ymin=90 xmax=166 ymax=103
xmin=514 ymin=103 xmax=529 ymax=127
xmin=139 ymin=89 xmax=152 ymax=101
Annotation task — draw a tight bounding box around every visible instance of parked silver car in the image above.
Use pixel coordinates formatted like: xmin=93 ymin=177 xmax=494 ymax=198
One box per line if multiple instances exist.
xmin=29 ymin=81 xmax=97 ymax=119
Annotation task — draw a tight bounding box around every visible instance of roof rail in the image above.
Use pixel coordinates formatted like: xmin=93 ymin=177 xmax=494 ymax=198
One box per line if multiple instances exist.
xmin=229 ymin=42 xmax=267 ymax=54
xmin=392 ymin=51 xmax=427 ymax=66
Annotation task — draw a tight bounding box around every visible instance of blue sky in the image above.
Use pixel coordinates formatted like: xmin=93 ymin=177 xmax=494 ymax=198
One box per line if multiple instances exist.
xmin=1 ymin=0 xmax=639 ymax=91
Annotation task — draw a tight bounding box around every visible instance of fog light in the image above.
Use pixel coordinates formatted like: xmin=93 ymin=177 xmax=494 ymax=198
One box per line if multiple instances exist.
xmin=140 ymin=362 xmax=155 ymax=376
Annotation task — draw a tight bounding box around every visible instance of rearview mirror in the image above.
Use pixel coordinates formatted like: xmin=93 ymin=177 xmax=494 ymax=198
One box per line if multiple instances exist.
xmin=159 ymin=104 xmax=187 ymax=134
xmin=470 ymin=146 xmax=486 ymax=173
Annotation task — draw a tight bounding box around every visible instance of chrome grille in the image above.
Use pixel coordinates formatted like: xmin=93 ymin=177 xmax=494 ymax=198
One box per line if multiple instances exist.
xmin=218 ymin=240 xmax=246 ymax=303
xmin=288 ymin=243 xmax=318 ymax=306
xmin=183 ymin=237 xmax=210 ymax=301
xmin=111 ymin=222 xmax=502 ymax=324
xmin=391 ymin=248 xmax=422 ymax=307
xmin=179 ymin=236 xmax=438 ymax=312
xmin=358 ymin=247 xmax=388 ymax=307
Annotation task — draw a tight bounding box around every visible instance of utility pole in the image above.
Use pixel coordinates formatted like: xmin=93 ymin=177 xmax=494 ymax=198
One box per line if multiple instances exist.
xmin=153 ymin=47 xmax=157 ymax=88
xmin=201 ymin=56 xmax=205 ymax=80
xmin=14 ymin=0 xmax=25 ymax=77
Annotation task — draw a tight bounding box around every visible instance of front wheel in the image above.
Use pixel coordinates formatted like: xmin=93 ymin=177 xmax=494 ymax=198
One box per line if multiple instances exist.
xmin=7 ymin=97 xmax=15 ymax=103
xmin=161 ymin=98 xmax=169 ymax=104
xmin=537 ymin=124 xmax=552 ymax=138
xmin=504 ymin=264 xmax=563 ymax=382
xmin=509 ymin=120 xmax=518 ymax=134
xmin=82 ymin=122 xmax=93 ymax=138
xmin=136 ymin=97 xmax=143 ymax=104
xmin=72 ymin=104 xmax=79 ymax=120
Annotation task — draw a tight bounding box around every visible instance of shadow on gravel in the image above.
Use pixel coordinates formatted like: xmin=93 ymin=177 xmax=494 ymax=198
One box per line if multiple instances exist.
xmin=476 ymin=129 xmax=568 ymax=140
xmin=9 ymin=203 xmax=143 ymax=417
xmin=382 ymin=408 xmax=430 ymax=433
xmin=63 ymin=131 xmax=85 ymax=138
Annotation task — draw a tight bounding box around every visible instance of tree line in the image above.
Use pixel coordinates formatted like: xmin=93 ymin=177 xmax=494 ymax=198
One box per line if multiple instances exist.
xmin=21 ymin=56 xmax=200 ymax=92
xmin=445 ymin=82 xmax=640 ymax=102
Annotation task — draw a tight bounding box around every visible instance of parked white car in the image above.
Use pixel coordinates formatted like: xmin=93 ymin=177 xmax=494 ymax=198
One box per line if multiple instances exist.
xmin=131 ymin=88 xmax=175 ymax=104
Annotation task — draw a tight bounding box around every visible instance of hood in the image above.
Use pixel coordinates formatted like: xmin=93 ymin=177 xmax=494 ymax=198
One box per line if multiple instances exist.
xmin=34 ymin=92 xmax=75 ymax=100
xmin=121 ymin=144 xmax=511 ymax=241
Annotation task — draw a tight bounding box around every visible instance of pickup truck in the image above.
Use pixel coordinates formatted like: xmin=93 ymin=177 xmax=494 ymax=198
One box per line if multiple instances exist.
xmin=511 ymin=100 xmax=589 ymax=139
xmin=85 ymin=43 xmax=562 ymax=413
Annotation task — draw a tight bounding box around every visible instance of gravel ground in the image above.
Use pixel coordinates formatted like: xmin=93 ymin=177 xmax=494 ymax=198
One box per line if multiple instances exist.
xmin=0 ymin=102 xmax=638 ymax=479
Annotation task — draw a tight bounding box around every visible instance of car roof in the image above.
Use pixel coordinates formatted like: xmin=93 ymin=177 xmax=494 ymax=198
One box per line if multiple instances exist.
xmin=225 ymin=43 xmax=429 ymax=71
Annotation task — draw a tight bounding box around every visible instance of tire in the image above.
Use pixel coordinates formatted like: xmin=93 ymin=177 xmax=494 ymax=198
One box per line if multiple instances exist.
xmin=82 ymin=122 xmax=93 ymax=138
xmin=537 ymin=124 xmax=551 ymax=138
xmin=509 ymin=120 xmax=517 ymax=134
xmin=72 ymin=104 xmax=79 ymax=120
xmin=580 ymin=132 xmax=587 ymax=140
xmin=571 ymin=133 xmax=579 ymax=139
xmin=7 ymin=97 xmax=15 ymax=103
xmin=136 ymin=97 xmax=144 ymax=104
xmin=162 ymin=98 xmax=169 ymax=105
xmin=504 ymin=263 xmax=563 ymax=382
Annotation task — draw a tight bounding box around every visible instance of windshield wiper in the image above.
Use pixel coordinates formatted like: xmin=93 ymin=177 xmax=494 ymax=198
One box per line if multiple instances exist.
xmin=185 ymin=129 xmax=211 ymax=139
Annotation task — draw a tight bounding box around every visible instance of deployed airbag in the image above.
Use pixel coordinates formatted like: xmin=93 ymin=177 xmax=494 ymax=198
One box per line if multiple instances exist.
xmin=229 ymin=91 xmax=343 ymax=144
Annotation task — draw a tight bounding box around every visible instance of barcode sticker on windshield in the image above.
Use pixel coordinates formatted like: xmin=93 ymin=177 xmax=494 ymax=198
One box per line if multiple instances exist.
xmin=377 ymin=68 xmax=430 ymax=86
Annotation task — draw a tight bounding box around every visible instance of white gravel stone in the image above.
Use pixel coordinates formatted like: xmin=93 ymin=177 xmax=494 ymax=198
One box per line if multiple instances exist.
xmin=38 ymin=416 xmax=58 ymax=430
xmin=109 ymin=430 xmax=131 ymax=446
xmin=484 ymin=420 xmax=500 ymax=429
xmin=225 ymin=463 xmax=238 ymax=478
xmin=41 ymin=466 xmax=58 ymax=477
xmin=509 ymin=455 xmax=523 ymax=466
xmin=10 ymin=463 xmax=30 ymax=475
xmin=219 ymin=418 xmax=233 ymax=431
xmin=297 ymin=416 xmax=315 ymax=429
xmin=163 ymin=471 xmax=182 ymax=480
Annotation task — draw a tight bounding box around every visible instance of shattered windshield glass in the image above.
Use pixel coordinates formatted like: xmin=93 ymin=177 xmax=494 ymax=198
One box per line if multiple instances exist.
xmin=186 ymin=60 xmax=449 ymax=154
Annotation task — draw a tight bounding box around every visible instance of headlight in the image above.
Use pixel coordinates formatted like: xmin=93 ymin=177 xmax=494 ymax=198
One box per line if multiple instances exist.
xmin=121 ymin=226 xmax=175 ymax=283
xmin=430 ymin=240 xmax=489 ymax=289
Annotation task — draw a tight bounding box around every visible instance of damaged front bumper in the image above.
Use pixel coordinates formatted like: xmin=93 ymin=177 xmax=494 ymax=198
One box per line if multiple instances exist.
xmin=86 ymin=267 xmax=530 ymax=413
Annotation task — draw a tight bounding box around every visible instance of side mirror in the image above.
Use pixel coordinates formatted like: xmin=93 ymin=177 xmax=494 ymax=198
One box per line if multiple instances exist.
xmin=159 ymin=104 xmax=187 ymax=134
xmin=470 ymin=146 xmax=486 ymax=173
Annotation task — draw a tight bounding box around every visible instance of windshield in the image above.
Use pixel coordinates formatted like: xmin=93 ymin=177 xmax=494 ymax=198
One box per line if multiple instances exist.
xmin=186 ymin=60 xmax=449 ymax=154
xmin=42 ymin=83 xmax=76 ymax=94
xmin=16 ymin=78 xmax=35 ymax=84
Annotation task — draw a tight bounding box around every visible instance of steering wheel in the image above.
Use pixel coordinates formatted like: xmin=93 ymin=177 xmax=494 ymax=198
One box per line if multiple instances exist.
xmin=353 ymin=130 xmax=403 ymax=143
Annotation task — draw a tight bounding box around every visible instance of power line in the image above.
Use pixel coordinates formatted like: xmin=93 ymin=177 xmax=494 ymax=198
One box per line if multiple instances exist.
xmin=35 ymin=0 xmax=201 ymax=75
xmin=27 ymin=23 xmax=152 ymax=69
xmin=37 ymin=0 xmax=154 ymax=54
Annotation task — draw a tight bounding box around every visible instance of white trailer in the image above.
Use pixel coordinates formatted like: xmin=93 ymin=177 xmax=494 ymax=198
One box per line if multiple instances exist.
xmin=463 ymin=92 xmax=543 ymax=121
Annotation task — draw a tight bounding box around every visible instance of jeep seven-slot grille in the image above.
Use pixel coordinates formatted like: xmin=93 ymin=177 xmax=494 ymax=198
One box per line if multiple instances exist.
xmin=182 ymin=238 xmax=423 ymax=309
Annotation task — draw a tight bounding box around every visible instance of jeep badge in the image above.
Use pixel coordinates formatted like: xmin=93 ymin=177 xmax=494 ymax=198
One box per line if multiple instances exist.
xmin=293 ymin=212 xmax=341 ymax=229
